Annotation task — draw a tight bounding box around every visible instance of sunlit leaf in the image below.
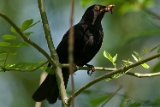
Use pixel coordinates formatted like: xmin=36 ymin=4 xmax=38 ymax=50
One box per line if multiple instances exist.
xmin=22 ymin=19 xmax=33 ymax=31
xmin=132 ymin=54 xmax=138 ymax=62
xmin=2 ymin=34 xmax=17 ymax=40
xmin=142 ymin=47 xmax=149 ymax=53
xmin=113 ymin=54 xmax=118 ymax=62
xmin=0 ymin=42 xmax=11 ymax=46
xmin=103 ymin=51 xmax=117 ymax=67
xmin=141 ymin=63 xmax=150 ymax=69
xmin=122 ymin=60 xmax=133 ymax=66
xmin=10 ymin=26 xmax=17 ymax=33
xmin=12 ymin=42 xmax=28 ymax=47
xmin=122 ymin=60 xmax=133 ymax=64
xmin=5 ymin=64 xmax=16 ymax=68
xmin=103 ymin=51 xmax=113 ymax=62
xmin=134 ymin=51 xmax=139 ymax=57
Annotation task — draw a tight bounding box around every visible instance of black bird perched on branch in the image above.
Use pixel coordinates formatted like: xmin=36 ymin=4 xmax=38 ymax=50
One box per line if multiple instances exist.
xmin=32 ymin=4 xmax=115 ymax=104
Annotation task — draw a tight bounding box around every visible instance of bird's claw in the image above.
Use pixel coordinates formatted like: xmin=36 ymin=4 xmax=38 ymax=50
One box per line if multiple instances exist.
xmin=86 ymin=64 xmax=95 ymax=76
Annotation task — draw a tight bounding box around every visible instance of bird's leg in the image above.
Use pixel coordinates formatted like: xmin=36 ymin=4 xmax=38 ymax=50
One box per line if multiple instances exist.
xmin=85 ymin=64 xmax=95 ymax=76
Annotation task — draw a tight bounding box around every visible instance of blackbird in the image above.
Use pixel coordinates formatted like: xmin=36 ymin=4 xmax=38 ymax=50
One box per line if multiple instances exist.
xmin=32 ymin=4 xmax=115 ymax=104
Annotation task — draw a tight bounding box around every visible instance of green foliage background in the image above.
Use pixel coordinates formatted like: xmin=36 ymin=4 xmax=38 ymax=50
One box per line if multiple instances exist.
xmin=0 ymin=0 xmax=160 ymax=107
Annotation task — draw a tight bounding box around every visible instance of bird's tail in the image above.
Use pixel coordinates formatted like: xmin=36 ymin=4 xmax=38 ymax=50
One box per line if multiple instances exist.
xmin=32 ymin=68 xmax=69 ymax=104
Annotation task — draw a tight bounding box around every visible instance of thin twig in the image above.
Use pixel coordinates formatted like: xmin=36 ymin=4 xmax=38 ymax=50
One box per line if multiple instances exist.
xmin=67 ymin=52 xmax=160 ymax=104
xmin=68 ymin=0 xmax=75 ymax=106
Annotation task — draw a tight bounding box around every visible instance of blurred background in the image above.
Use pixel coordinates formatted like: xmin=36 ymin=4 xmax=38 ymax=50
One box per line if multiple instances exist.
xmin=0 ymin=0 xmax=160 ymax=107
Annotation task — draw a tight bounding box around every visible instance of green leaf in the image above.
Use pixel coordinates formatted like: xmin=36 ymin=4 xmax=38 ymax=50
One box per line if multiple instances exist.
xmin=13 ymin=62 xmax=27 ymax=68
xmin=25 ymin=63 xmax=40 ymax=70
xmin=12 ymin=42 xmax=28 ymax=47
xmin=103 ymin=51 xmax=113 ymax=62
xmin=132 ymin=54 xmax=138 ymax=62
xmin=9 ymin=50 xmax=17 ymax=55
xmin=113 ymin=54 xmax=118 ymax=62
xmin=142 ymin=47 xmax=149 ymax=54
xmin=141 ymin=63 xmax=150 ymax=69
xmin=5 ymin=64 xmax=16 ymax=68
xmin=90 ymin=95 xmax=109 ymax=107
xmin=40 ymin=66 xmax=48 ymax=71
xmin=103 ymin=51 xmax=117 ymax=67
xmin=122 ymin=59 xmax=133 ymax=66
xmin=0 ymin=42 xmax=11 ymax=46
xmin=10 ymin=27 xmax=17 ymax=33
xmin=0 ymin=50 xmax=7 ymax=55
xmin=22 ymin=19 xmax=33 ymax=31
xmin=133 ymin=51 xmax=140 ymax=57
xmin=2 ymin=34 xmax=17 ymax=40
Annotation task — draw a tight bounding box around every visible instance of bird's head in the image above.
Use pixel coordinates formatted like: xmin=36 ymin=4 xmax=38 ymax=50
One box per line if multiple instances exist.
xmin=80 ymin=4 xmax=115 ymax=25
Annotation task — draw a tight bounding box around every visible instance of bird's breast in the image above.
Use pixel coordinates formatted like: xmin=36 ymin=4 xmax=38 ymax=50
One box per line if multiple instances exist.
xmin=84 ymin=30 xmax=103 ymax=47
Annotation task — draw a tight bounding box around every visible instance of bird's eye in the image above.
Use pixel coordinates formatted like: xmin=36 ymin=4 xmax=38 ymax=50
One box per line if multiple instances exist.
xmin=94 ymin=6 xmax=100 ymax=10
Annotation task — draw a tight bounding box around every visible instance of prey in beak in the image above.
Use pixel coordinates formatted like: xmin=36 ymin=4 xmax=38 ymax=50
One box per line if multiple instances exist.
xmin=100 ymin=4 xmax=115 ymax=14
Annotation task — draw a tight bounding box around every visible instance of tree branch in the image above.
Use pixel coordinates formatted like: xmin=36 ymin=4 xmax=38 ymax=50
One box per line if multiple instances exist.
xmin=4 ymin=62 xmax=160 ymax=79
xmin=67 ymin=52 xmax=160 ymax=104
xmin=37 ymin=0 xmax=68 ymax=106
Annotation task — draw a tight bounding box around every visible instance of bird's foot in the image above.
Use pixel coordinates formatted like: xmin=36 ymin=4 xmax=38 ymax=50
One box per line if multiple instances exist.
xmin=85 ymin=64 xmax=95 ymax=76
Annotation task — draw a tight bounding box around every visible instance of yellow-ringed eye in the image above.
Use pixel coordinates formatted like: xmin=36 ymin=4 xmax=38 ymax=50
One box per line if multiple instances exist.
xmin=94 ymin=5 xmax=100 ymax=10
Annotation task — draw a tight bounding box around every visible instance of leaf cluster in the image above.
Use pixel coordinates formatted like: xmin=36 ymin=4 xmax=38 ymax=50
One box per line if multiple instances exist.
xmin=0 ymin=19 xmax=46 ymax=72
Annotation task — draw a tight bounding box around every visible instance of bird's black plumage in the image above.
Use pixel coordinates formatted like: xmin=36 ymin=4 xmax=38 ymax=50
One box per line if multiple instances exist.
xmin=32 ymin=4 xmax=114 ymax=104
